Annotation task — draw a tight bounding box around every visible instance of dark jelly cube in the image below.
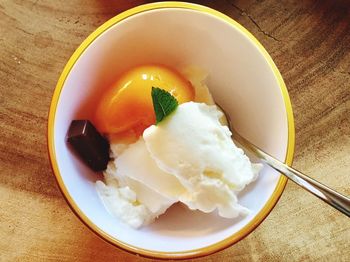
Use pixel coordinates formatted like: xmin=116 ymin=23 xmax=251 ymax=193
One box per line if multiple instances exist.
xmin=67 ymin=120 xmax=110 ymax=172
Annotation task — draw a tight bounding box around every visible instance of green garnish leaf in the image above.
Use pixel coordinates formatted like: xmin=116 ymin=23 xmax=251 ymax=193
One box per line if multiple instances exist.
xmin=151 ymin=87 xmax=179 ymax=124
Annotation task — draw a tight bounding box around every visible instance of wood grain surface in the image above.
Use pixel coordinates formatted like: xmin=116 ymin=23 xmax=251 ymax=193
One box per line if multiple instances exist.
xmin=0 ymin=0 xmax=349 ymax=261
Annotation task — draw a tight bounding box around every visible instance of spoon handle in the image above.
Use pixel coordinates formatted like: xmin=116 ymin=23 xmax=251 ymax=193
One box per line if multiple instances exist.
xmin=233 ymin=132 xmax=350 ymax=217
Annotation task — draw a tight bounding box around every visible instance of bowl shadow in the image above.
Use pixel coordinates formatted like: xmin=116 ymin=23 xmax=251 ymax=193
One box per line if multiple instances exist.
xmin=145 ymin=203 xmax=244 ymax=237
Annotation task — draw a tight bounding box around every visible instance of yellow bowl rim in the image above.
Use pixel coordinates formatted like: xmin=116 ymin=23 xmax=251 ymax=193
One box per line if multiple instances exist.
xmin=47 ymin=1 xmax=295 ymax=260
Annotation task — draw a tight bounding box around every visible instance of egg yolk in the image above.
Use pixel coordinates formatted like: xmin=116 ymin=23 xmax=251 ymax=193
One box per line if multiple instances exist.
xmin=94 ymin=65 xmax=194 ymax=139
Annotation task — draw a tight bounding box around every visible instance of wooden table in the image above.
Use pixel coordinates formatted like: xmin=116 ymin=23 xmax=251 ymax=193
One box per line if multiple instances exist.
xmin=1 ymin=0 xmax=349 ymax=261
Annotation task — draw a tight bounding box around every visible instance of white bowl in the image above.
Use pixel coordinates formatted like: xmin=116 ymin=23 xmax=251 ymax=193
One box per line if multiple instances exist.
xmin=48 ymin=2 xmax=294 ymax=259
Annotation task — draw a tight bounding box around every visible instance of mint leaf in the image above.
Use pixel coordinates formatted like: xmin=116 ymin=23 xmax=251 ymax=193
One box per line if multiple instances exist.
xmin=151 ymin=87 xmax=179 ymax=124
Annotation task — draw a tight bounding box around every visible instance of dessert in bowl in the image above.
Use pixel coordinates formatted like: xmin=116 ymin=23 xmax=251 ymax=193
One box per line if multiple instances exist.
xmin=48 ymin=2 xmax=294 ymax=259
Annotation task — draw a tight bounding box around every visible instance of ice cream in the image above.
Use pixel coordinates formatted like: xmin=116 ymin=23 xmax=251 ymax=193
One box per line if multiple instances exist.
xmin=96 ymin=101 xmax=262 ymax=228
xmin=96 ymin=139 xmax=180 ymax=228
xmin=144 ymin=102 xmax=262 ymax=217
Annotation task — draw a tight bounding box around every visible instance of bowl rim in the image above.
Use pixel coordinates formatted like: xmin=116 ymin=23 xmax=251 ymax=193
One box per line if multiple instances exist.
xmin=47 ymin=1 xmax=295 ymax=260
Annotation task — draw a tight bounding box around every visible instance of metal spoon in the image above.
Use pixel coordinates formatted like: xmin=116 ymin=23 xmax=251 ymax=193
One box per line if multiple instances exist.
xmin=217 ymin=104 xmax=350 ymax=217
